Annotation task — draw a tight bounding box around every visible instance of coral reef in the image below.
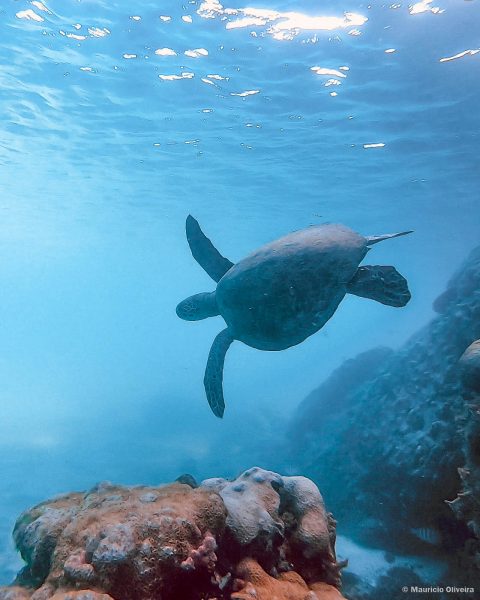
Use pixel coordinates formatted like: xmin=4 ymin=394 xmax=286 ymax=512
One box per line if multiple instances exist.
xmin=231 ymin=558 xmax=343 ymax=600
xmin=9 ymin=482 xmax=226 ymax=600
xmin=448 ymin=339 xmax=480 ymax=573
xmin=459 ymin=340 xmax=480 ymax=393
xmin=203 ymin=468 xmax=339 ymax=587
xmin=287 ymin=246 xmax=480 ymax=572
xmin=0 ymin=469 xmax=345 ymax=600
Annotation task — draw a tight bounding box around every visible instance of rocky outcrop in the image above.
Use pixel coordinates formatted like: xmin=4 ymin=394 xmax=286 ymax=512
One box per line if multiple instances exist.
xmin=459 ymin=340 xmax=480 ymax=394
xmin=448 ymin=340 xmax=480 ymax=573
xmin=0 ymin=468 xmax=345 ymax=600
xmin=288 ymin=245 xmax=480 ymax=565
xmin=202 ymin=468 xmax=340 ymax=587
xmin=289 ymin=346 xmax=393 ymax=443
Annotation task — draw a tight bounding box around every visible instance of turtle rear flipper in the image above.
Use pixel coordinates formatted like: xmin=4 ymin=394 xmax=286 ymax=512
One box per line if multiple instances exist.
xmin=347 ymin=265 xmax=411 ymax=307
xmin=186 ymin=215 xmax=234 ymax=282
xmin=204 ymin=328 xmax=235 ymax=418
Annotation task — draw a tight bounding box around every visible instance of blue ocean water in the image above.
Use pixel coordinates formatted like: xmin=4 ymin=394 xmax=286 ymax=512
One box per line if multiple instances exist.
xmin=0 ymin=0 xmax=479 ymax=587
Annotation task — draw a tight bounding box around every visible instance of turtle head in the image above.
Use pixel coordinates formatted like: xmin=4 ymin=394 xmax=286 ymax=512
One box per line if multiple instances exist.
xmin=176 ymin=291 xmax=219 ymax=321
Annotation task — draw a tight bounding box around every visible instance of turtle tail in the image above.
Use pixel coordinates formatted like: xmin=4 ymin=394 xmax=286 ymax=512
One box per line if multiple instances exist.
xmin=366 ymin=230 xmax=413 ymax=245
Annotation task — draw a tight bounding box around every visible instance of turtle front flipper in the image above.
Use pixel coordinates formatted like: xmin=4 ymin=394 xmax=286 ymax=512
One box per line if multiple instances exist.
xmin=176 ymin=292 xmax=219 ymax=321
xmin=347 ymin=265 xmax=411 ymax=307
xmin=204 ymin=328 xmax=234 ymax=418
xmin=186 ymin=215 xmax=234 ymax=282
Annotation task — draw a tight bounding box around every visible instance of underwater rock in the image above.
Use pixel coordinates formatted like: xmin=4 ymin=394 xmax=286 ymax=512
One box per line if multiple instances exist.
xmin=0 ymin=469 xmax=345 ymax=600
xmin=280 ymin=476 xmax=339 ymax=585
xmin=459 ymin=340 xmax=480 ymax=394
xmin=433 ymin=246 xmax=480 ymax=314
xmin=12 ymin=492 xmax=84 ymax=586
xmin=289 ymin=346 xmax=393 ymax=441
xmin=202 ymin=468 xmax=339 ymax=587
xmin=288 ymin=245 xmax=480 ymax=570
xmin=175 ymin=474 xmax=198 ymax=488
xmin=448 ymin=339 xmax=480 ymax=575
xmin=202 ymin=467 xmax=285 ymax=548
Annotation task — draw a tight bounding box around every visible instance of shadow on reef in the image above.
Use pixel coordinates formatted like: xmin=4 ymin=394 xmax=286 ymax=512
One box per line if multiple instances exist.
xmin=0 ymin=468 xmax=346 ymax=600
xmin=286 ymin=245 xmax=480 ymax=589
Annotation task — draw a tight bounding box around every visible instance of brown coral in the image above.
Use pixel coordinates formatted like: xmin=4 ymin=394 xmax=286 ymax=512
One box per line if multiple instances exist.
xmin=0 ymin=586 xmax=33 ymax=600
xmin=232 ymin=558 xmax=344 ymax=600
xmin=11 ymin=482 xmax=226 ymax=600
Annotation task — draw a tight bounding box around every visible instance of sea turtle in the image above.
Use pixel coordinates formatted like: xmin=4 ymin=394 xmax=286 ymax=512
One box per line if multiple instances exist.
xmin=177 ymin=215 xmax=412 ymax=418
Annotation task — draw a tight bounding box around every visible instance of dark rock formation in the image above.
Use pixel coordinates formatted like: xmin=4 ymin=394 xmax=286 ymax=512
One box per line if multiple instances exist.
xmin=448 ymin=340 xmax=480 ymax=575
xmin=289 ymin=346 xmax=393 ymax=443
xmin=288 ymin=245 xmax=480 ymax=573
xmin=459 ymin=340 xmax=480 ymax=394
xmin=0 ymin=468 xmax=345 ymax=600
